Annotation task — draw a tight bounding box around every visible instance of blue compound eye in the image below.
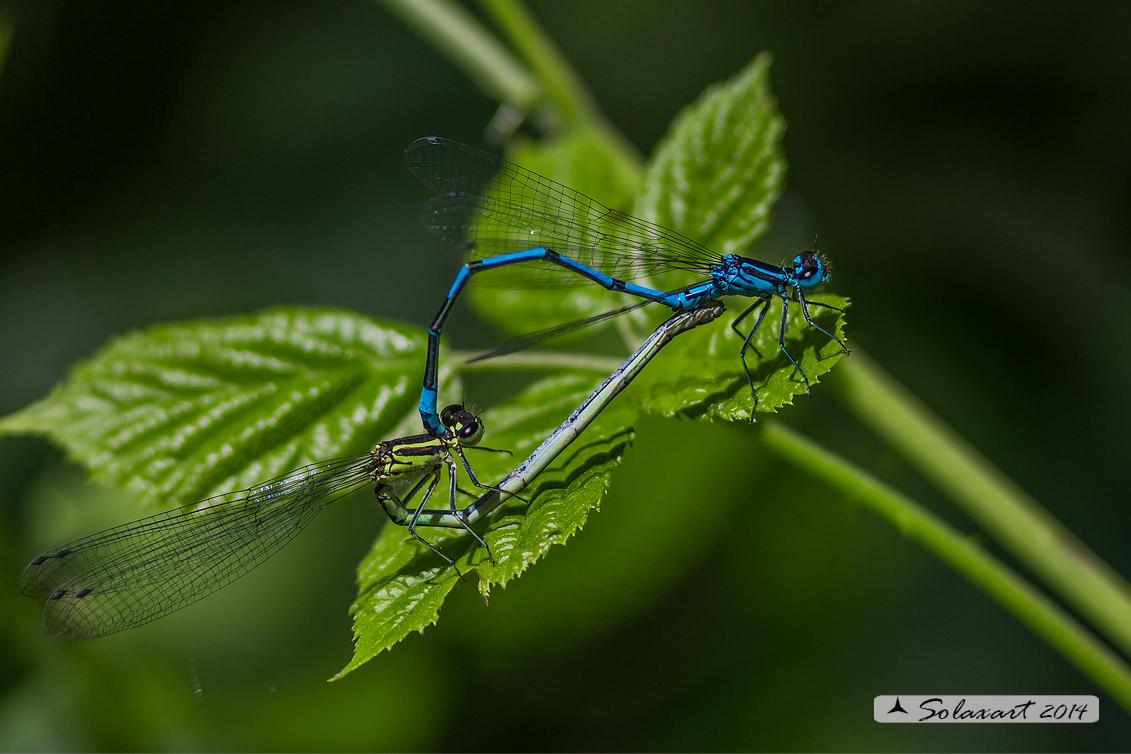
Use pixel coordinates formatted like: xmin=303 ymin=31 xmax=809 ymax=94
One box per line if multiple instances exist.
xmin=794 ymin=251 xmax=824 ymax=282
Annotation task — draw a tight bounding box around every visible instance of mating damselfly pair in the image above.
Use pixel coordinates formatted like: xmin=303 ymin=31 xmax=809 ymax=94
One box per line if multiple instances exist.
xmin=20 ymin=137 xmax=846 ymax=641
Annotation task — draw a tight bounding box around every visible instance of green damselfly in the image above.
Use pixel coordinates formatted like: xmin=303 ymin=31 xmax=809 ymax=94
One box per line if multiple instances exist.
xmin=394 ymin=301 xmax=726 ymax=531
xmin=20 ymin=405 xmax=506 ymax=640
xmin=21 ymin=301 xmax=724 ymax=640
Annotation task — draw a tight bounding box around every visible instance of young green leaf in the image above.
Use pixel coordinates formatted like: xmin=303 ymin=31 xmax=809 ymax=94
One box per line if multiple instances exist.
xmin=636 ymin=52 xmax=786 ymax=292
xmin=439 ymin=54 xmax=796 ymax=390
xmin=1 ymin=308 xmax=445 ymax=510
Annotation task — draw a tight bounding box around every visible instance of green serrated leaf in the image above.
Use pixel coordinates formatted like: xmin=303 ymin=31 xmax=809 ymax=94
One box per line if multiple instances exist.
xmin=338 ymin=49 xmax=848 ymax=667
xmin=338 ymin=371 xmax=639 ymax=676
xmin=0 ymin=308 xmax=452 ymax=509
xmin=637 ymin=52 xmax=786 ymax=291
xmin=465 ymin=130 xmax=640 ymax=336
xmin=462 ymin=54 xmax=792 ymax=381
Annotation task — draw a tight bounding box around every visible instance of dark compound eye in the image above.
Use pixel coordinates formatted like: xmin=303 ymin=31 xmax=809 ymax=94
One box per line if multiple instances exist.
xmin=440 ymin=404 xmax=463 ymax=427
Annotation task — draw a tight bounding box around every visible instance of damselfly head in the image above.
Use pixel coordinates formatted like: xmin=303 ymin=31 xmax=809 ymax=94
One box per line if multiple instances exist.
xmin=792 ymin=249 xmax=830 ymax=290
xmin=439 ymin=403 xmax=485 ymax=446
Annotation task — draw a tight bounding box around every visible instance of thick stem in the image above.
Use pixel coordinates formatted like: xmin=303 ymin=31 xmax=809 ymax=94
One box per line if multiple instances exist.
xmin=379 ymin=0 xmax=539 ymax=107
xmin=763 ymin=420 xmax=1131 ymax=713
xmin=832 ymin=352 xmax=1131 ymax=661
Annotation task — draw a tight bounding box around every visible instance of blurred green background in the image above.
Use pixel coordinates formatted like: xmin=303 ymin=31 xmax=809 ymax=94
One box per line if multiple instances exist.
xmin=2 ymin=0 xmax=1130 ymax=750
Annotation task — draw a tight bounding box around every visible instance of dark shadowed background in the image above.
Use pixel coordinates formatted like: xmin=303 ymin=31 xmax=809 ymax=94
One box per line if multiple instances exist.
xmin=1 ymin=0 xmax=1129 ymax=750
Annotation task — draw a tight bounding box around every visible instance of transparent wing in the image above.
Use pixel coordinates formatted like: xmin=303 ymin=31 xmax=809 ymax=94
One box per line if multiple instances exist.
xmin=405 ymin=136 xmax=720 ymax=287
xmin=467 ymin=300 xmax=653 ymax=362
xmin=20 ymin=455 xmax=374 ymax=640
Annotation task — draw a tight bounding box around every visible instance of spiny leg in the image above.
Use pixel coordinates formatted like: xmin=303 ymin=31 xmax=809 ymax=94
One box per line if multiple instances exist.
xmin=444 ymin=456 xmax=495 ymax=565
xmin=797 ymin=291 xmax=851 ymax=354
xmin=405 ymin=471 xmax=465 ymax=579
xmin=468 ymin=445 xmax=511 ymax=455
xmin=805 ymin=297 xmax=847 ymax=314
xmin=731 ymin=298 xmax=769 ymax=360
xmin=776 ymin=294 xmax=811 ymax=392
xmin=381 ymin=455 xmax=515 ymax=566
xmin=459 ymin=446 xmax=529 ymax=504
xmin=738 ymin=298 xmax=772 ymax=421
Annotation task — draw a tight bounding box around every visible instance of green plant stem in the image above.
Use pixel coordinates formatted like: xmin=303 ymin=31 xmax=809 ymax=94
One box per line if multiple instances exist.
xmin=476 ymin=0 xmax=596 ymax=126
xmin=478 ymin=0 xmax=641 ymax=171
xmin=0 ymin=16 xmax=11 ymax=83
xmin=762 ymin=420 xmax=1131 ymax=712
xmin=832 ymin=351 xmax=1131 ymax=661
xmin=378 ymin=0 xmax=539 ymax=107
